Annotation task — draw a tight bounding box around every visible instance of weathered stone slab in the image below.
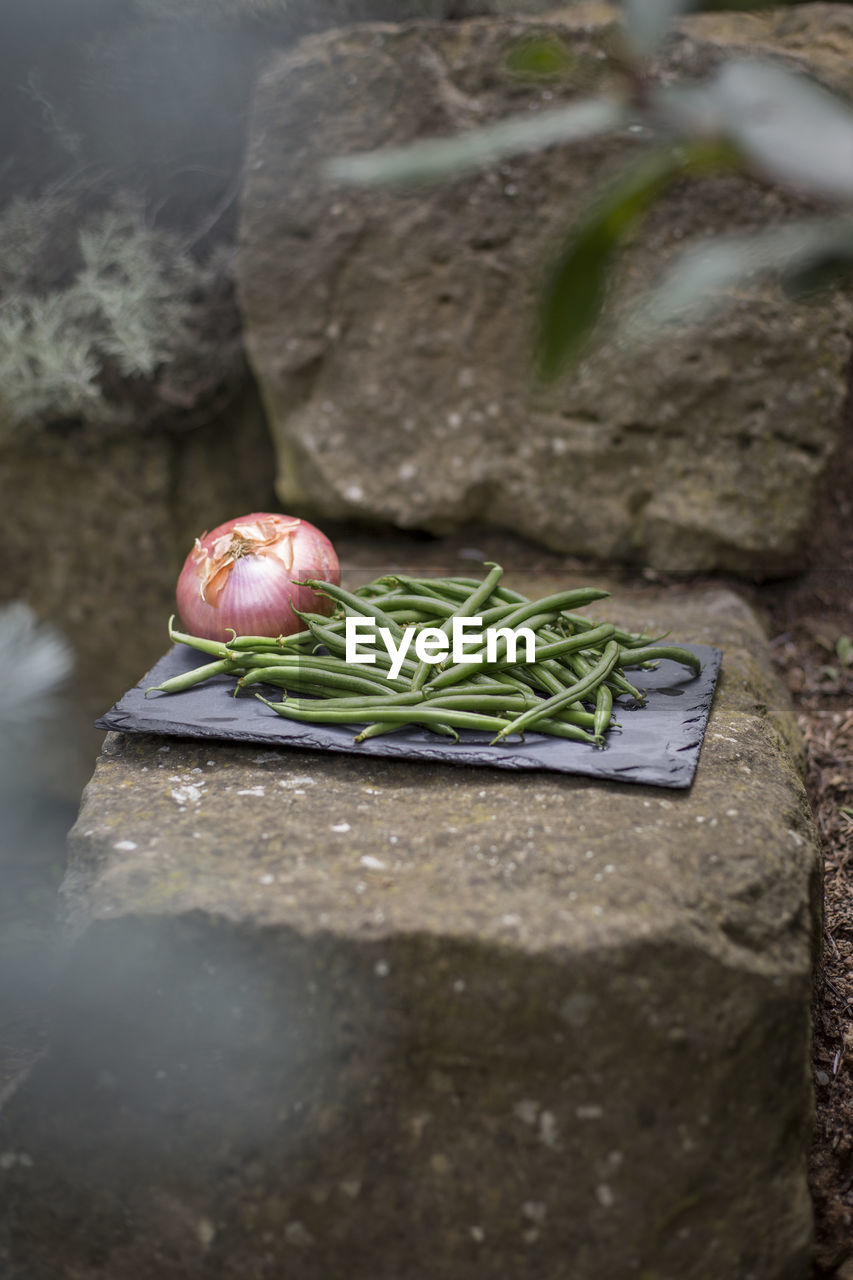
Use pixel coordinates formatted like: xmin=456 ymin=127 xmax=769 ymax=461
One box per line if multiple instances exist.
xmin=0 ymin=582 xmax=820 ymax=1278
xmin=237 ymin=6 xmax=853 ymax=575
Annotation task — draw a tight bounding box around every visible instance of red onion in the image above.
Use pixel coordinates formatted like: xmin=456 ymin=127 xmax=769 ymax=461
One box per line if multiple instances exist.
xmin=176 ymin=512 xmax=340 ymax=642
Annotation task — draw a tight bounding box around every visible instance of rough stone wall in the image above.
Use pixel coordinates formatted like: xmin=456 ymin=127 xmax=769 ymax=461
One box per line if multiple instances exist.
xmin=237 ymin=4 xmax=853 ymax=576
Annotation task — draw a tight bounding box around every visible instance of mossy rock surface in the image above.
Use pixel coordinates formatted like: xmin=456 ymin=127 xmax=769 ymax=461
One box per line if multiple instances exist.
xmin=0 ymin=580 xmax=820 ymax=1279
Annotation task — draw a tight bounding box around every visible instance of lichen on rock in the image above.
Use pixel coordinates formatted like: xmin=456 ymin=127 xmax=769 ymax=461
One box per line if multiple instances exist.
xmin=0 ymin=193 xmax=243 ymax=437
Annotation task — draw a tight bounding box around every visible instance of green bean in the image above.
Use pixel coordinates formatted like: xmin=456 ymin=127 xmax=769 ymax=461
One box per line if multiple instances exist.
xmin=291 ymin=611 xmax=348 ymax=633
xmin=558 ymin=611 xmax=657 ymax=648
xmin=592 ymin=683 xmax=613 ymax=741
xmin=425 ymin=612 xmax=561 ymax=690
xmin=256 ymin=695 xmax=514 ymax=735
xmin=379 ymin=576 xmax=458 ymax=604
xmin=433 ymin=679 xmax=533 ymax=697
xmin=491 ymin=641 xmax=621 ymax=744
xmin=265 ymin=690 xmax=538 ymax=715
xmin=222 ymin=629 xmax=315 ymax=651
xmin=617 ymin=644 xmax=701 ymax=675
xmin=232 ymin=651 xmax=395 ymax=677
xmin=395 ymin=577 xmax=474 ymax=603
xmin=168 ymin=617 xmax=238 ymax=660
xmin=410 ymin=562 xmax=504 ymax=692
xmin=353 ymin=578 xmax=397 ymax=598
xmin=429 ymin=602 xmax=545 ymax=676
xmin=236 ymin=667 xmax=408 ymax=697
xmin=523 ymin=622 xmax=616 ymax=664
xmin=374 ymin=594 xmax=456 ymax=618
xmin=354 ymin=719 xmax=459 ymax=744
xmin=467 ymin=588 xmax=611 ymax=632
xmin=357 ymin=714 xmax=598 ymax=746
xmin=504 ymin=658 xmax=562 ymax=692
xmin=294 ymin=613 xmax=418 ymax=675
xmin=427 ymin=589 xmax=609 ymax=683
xmin=566 ymin=651 xmax=647 ymax=705
xmin=423 ymin=693 xmax=539 ymax=713
xmin=146 ymin=657 xmax=241 ymax=696
xmin=476 ymin=669 xmax=533 ymax=692
xmin=291 ymin=613 xmax=350 ymax=652
xmin=301 ymin=619 xmax=420 ymax=680
xmin=272 ymin=691 xmax=428 ymax=709
xmin=506 ymin=661 xmax=566 ymax=698
xmin=304 ymin=580 xmax=409 ymax=641
xmin=526 ymin=718 xmax=599 ymax=745
xmin=443 ymin=589 xmax=658 ymax=649
xmin=381 ymin=610 xmax=435 ymax=625
xmin=420 ymin=577 xmax=527 ymax=606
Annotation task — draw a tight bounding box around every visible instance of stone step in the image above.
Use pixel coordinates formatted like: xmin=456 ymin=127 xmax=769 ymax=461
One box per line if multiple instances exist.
xmin=0 ymin=582 xmax=820 ymax=1280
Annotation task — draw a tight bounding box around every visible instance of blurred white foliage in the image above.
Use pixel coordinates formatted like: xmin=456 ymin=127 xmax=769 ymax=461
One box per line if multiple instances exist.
xmin=0 ymin=603 xmax=72 ymax=729
xmin=0 ymin=200 xmax=198 ymax=432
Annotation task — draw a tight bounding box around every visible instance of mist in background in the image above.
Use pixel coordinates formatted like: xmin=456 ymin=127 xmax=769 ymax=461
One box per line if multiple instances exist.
xmin=0 ymin=607 xmax=73 ymax=1108
xmin=0 ymin=0 xmax=262 ymax=1113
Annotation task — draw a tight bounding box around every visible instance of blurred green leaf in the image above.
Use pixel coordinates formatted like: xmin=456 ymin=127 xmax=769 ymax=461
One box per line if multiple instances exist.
xmin=624 ymin=0 xmax=693 ymax=57
xmin=326 ymin=98 xmax=626 ymax=187
xmin=537 ymin=143 xmax=730 ymax=379
xmin=837 ymin=635 xmax=853 ymax=666
xmin=504 ymin=34 xmax=576 ymax=81
xmin=624 ymin=217 xmax=853 ymax=335
xmin=709 ymin=60 xmax=853 ymax=202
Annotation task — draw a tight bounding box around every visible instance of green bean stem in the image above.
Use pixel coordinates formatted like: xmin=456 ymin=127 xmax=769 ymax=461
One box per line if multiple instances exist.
xmin=617 ymin=644 xmax=701 ymax=674
xmin=425 ymin=612 xmax=561 ymax=691
xmin=256 ymin=695 xmax=513 ymax=735
xmin=491 ymin=640 xmax=621 ymax=744
xmin=304 ymin=580 xmax=409 ymax=641
xmin=410 ymin=562 xmax=504 ymax=693
xmin=146 ymin=657 xmax=241 ymax=696
xmin=354 ymin=719 xmax=459 ymax=744
xmin=236 ymin=667 xmax=409 ymax=697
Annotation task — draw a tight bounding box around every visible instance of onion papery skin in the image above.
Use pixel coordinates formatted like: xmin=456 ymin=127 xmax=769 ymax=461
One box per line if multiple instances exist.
xmin=176 ymin=512 xmax=341 ymax=642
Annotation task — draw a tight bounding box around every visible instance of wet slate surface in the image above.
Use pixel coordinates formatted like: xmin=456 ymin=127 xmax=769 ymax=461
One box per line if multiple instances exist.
xmin=97 ymin=642 xmax=722 ymax=788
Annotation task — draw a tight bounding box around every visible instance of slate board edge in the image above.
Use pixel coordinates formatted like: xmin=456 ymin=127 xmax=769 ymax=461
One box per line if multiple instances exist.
xmin=96 ymin=645 xmax=722 ymax=790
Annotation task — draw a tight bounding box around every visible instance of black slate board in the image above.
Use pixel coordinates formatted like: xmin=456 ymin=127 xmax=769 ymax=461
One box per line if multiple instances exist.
xmin=97 ymin=643 xmax=722 ymax=788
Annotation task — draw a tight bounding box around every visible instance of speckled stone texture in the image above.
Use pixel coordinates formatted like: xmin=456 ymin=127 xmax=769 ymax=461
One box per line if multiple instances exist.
xmin=0 ymin=582 xmax=821 ymax=1279
xmin=236 ymin=4 xmax=853 ymax=576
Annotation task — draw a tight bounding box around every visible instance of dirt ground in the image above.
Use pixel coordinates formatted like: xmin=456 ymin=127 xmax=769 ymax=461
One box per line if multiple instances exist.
xmin=756 ymin=402 xmax=853 ymax=1277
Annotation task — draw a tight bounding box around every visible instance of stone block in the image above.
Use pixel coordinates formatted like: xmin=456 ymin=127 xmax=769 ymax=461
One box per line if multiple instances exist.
xmin=0 ymin=582 xmax=821 ymax=1278
xmin=236 ymin=6 xmax=853 ymax=575
xmin=0 ymin=384 xmax=276 ymax=795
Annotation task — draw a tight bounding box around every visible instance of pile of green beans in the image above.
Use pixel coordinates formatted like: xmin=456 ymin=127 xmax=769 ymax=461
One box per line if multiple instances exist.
xmin=148 ymin=563 xmax=701 ymax=748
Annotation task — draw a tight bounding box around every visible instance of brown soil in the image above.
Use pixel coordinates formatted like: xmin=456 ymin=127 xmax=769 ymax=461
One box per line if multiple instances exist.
xmin=758 ymin=381 xmax=853 ymax=1277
